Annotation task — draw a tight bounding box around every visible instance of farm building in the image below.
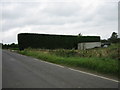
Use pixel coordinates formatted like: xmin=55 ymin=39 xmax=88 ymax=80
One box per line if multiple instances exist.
xmin=18 ymin=33 xmax=101 ymax=50
xmin=78 ymin=42 xmax=101 ymax=50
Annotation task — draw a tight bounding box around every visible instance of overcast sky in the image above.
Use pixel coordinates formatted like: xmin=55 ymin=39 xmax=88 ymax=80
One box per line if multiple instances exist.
xmin=0 ymin=0 xmax=119 ymax=44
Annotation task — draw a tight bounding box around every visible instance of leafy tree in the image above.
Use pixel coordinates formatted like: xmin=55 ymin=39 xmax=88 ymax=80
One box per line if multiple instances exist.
xmin=108 ymin=32 xmax=118 ymax=43
xmin=78 ymin=33 xmax=82 ymax=36
xmin=110 ymin=32 xmax=118 ymax=39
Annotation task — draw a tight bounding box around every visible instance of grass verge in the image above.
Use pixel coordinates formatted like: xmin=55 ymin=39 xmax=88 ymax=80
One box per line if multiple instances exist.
xmin=18 ymin=49 xmax=119 ymax=79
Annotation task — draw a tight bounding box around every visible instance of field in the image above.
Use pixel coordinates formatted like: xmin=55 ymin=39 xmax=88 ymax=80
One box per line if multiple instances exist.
xmin=17 ymin=43 xmax=120 ymax=78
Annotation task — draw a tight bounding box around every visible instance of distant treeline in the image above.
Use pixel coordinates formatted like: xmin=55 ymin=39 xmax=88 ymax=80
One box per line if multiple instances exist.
xmin=18 ymin=33 xmax=100 ymax=50
xmin=2 ymin=43 xmax=18 ymax=49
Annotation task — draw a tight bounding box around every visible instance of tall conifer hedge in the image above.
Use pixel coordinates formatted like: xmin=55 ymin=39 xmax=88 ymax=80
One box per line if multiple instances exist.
xmin=18 ymin=33 xmax=100 ymax=50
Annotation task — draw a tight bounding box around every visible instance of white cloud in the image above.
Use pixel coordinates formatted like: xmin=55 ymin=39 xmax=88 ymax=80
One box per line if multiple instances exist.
xmin=1 ymin=0 xmax=118 ymax=43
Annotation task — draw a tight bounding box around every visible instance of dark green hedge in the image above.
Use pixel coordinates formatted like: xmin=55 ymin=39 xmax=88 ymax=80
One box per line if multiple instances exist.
xmin=18 ymin=33 xmax=100 ymax=50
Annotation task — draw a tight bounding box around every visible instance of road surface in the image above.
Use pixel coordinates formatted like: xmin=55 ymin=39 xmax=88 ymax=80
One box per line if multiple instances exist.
xmin=2 ymin=50 xmax=119 ymax=88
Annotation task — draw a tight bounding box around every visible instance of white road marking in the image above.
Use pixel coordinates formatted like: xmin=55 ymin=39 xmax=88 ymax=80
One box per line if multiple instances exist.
xmin=34 ymin=58 xmax=39 ymax=61
xmin=42 ymin=60 xmax=64 ymax=68
xmin=33 ymin=58 xmax=119 ymax=83
xmin=34 ymin=58 xmax=64 ymax=68
xmin=52 ymin=64 xmax=64 ymax=68
xmin=68 ymin=68 xmax=119 ymax=83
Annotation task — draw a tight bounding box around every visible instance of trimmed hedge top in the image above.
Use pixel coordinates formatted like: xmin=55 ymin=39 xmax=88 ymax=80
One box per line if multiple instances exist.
xmin=18 ymin=33 xmax=100 ymax=50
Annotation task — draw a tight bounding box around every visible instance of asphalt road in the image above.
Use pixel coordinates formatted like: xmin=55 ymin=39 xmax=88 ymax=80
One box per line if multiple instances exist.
xmin=2 ymin=50 xmax=119 ymax=88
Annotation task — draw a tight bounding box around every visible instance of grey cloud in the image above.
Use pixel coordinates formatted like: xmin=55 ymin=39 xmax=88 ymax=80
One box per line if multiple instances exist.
xmin=2 ymin=2 xmax=42 ymax=20
xmin=96 ymin=3 xmax=118 ymax=21
xmin=1 ymin=0 xmax=118 ymax=43
xmin=43 ymin=2 xmax=81 ymax=17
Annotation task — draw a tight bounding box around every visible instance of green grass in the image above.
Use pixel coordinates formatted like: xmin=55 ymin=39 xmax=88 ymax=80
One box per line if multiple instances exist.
xmin=18 ymin=48 xmax=119 ymax=78
xmin=49 ymin=43 xmax=120 ymax=60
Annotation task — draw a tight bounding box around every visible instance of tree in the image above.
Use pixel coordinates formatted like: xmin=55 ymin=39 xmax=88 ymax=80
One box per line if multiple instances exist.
xmin=110 ymin=32 xmax=118 ymax=39
xmin=78 ymin=33 xmax=82 ymax=36
xmin=108 ymin=32 xmax=118 ymax=43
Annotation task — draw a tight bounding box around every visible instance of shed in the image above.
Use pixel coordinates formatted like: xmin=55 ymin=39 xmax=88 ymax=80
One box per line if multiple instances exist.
xmin=78 ymin=42 xmax=101 ymax=50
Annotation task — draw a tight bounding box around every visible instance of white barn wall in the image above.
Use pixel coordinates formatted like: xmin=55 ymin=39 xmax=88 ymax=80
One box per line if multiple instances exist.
xmin=78 ymin=42 xmax=101 ymax=50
